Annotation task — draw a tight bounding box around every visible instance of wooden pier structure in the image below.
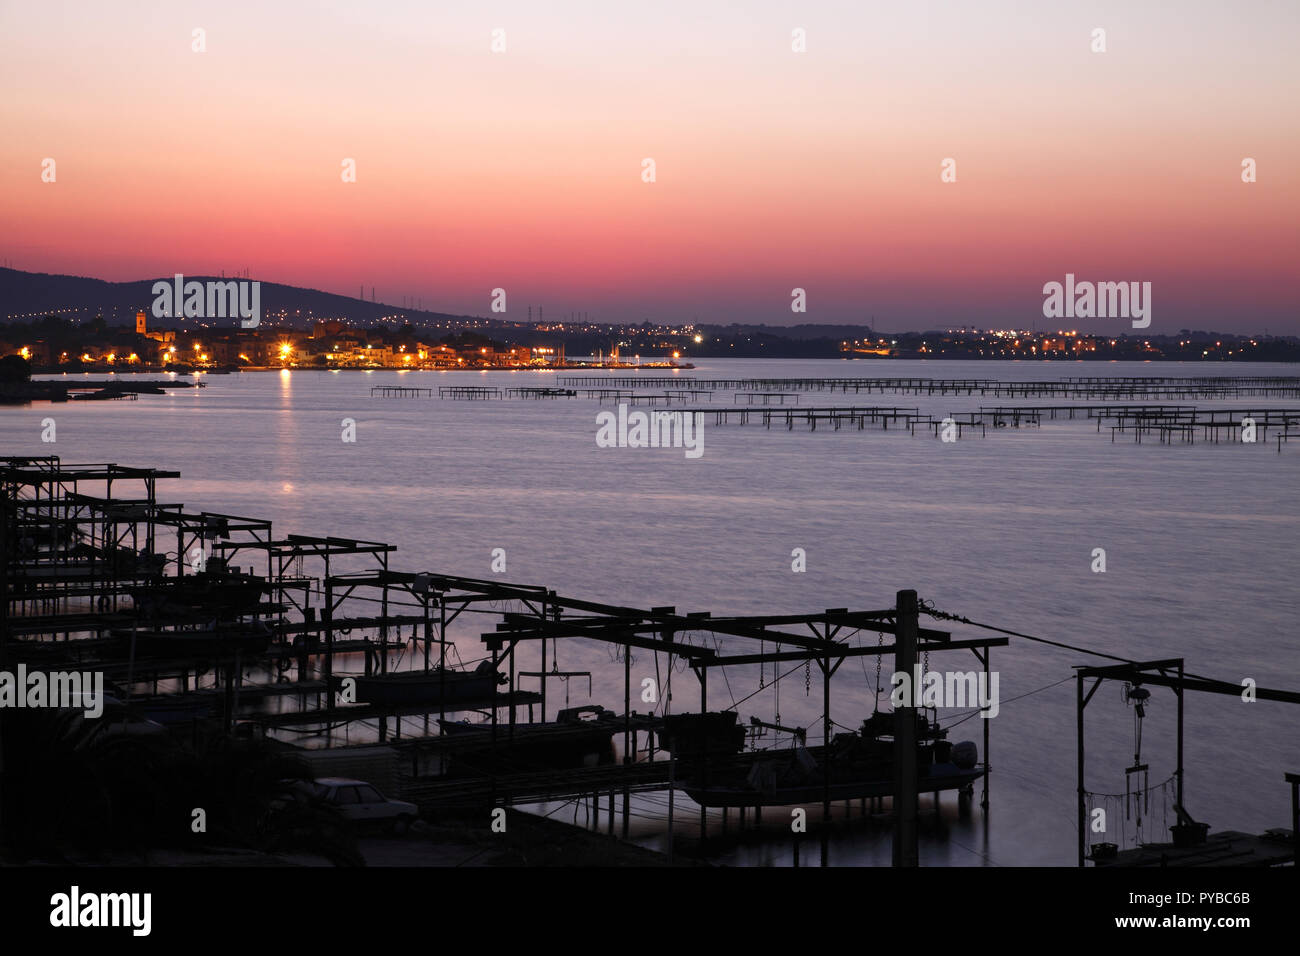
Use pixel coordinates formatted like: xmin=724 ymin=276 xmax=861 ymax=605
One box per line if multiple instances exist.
xmin=438 ymin=385 xmax=501 ymax=399
xmin=2 ymin=455 xmax=1010 ymax=866
xmin=503 ymin=387 xmax=577 ymax=398
xmin=561 ymin=374 xmax=1300 ymax=400
xmin=379 ymin=374 xmax=1300 ymax=451
xmin=371 ymin=385 xmax=435 ymax=397
xmin=1076 ymin=658 xmax=1299 ymax=868
xmin=5 ymin=451 xmax=1294 ymax=866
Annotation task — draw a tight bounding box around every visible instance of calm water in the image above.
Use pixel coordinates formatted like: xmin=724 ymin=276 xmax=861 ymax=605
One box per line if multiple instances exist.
xmin=4 ymin=358 xmax=1298 ymax=865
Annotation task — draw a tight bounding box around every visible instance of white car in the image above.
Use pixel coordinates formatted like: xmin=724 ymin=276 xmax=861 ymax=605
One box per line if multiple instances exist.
xmin=307 ymin=778 xmax=419 ymax=834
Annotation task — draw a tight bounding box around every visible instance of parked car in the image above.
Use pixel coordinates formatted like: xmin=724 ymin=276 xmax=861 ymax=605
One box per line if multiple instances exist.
xmin=299 ymin=777 xmax=419 ymax=834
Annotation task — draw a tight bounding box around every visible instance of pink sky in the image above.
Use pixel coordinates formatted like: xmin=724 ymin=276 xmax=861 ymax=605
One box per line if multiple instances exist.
xmin=2 ymin=1 xmax=1297 ymax=330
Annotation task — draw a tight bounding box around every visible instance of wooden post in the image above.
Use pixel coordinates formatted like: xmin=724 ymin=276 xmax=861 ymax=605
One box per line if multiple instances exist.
xmin=1077 ymin=672 xmax=1086 ymax=867
xmin=699 ymin=666 xmax=708 ymax=854
xmin=892 ymin=589 xmax=919 ymax=867
xmin=1176 ymin=661 xmax=1184 ymax=810
xmin=666 ymin=632 xmax=674 ymax=864
xmin=539 ymin=599 xmax=547 ymax=722
xmin=1287 ymin=773 xmax=1299 ymax=864
xmin=422 ymin=590 xmax=430 ymax=673
xmin=982 ymin=646 xmax=991 ymax=809
xmin=298 ymin=607 xmax=313 ymax=683
xmin=379 ymin=576 xmax=389 ymax=674
xmin=508 ymin=640 xmax=516 ymax=742
xmin=666 ymin=736 xmax=675 ymax=865
xmin=438 ymin=597 xmax=447 ymax=728
xmin=490 ymin=643 xmax=499 ymax=808
xmin=323 ymin=578 xmax=334 ymax=696
xmin=822 ymin=647 xmax=831 ymax=867
xmin=623 ymin=636 xmax=631 ymax=840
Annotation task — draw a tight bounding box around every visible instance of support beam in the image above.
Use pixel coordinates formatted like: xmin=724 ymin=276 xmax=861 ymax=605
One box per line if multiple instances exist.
xmin=892 ymin=589 xmax=919 ymax=867
xmin=1077 ymin=672 xmax=1086 ymax=867
xmin=821 ymin=646 xmax=831 ymax=866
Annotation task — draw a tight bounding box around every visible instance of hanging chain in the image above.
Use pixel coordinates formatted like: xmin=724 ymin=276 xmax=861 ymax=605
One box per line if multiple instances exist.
xmin=874 ymin=632 xmax=883 ymax=707
xmin=774 ymin=643 xmax=781 ymax=726
xmin=923 ymin=648 xmax=932 ymax=726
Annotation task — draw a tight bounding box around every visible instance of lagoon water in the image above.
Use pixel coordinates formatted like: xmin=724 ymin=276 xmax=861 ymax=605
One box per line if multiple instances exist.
xmin=4 ymin=359 xmax=1298 ymax=865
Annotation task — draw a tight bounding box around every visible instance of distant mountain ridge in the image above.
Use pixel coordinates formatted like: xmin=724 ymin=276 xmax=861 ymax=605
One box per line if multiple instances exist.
xmin=0 ymin=267 xmax=479 ymax=328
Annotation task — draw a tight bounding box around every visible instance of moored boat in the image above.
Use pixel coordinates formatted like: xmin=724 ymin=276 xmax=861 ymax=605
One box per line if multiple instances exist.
xmin=130 ymin=570 xmax=271 ymax=616
xmin=656 ymin=711 xmax=746 ymax=758
xmin=331 ymin=659 xmax=507 ymax=706
xmin=673 ymin=712 xmax=984 ymax=808
xmin=112 ymin=621 xmax=273 ymax=659
xmin=435 ymin=705 xmax=623 ymax=772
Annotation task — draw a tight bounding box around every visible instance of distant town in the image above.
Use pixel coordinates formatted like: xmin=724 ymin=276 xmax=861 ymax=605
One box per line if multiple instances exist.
xmin=1 ymin=311 xmax=695 ymax=371
xmin=1 ymin=268 xmax=1297 ymax=371
xmin=3 ymin=311 xmax=1298 ymax=374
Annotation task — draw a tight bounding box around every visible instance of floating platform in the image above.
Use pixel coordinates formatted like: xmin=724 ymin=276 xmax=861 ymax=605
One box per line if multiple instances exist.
xmin=1091 ymin=830 xmax=1296 ymax=867
xmin=560 ymin=375 xmax=1300 ymax=399
xmin=676 ymin=763 xmax=985 ymax=808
